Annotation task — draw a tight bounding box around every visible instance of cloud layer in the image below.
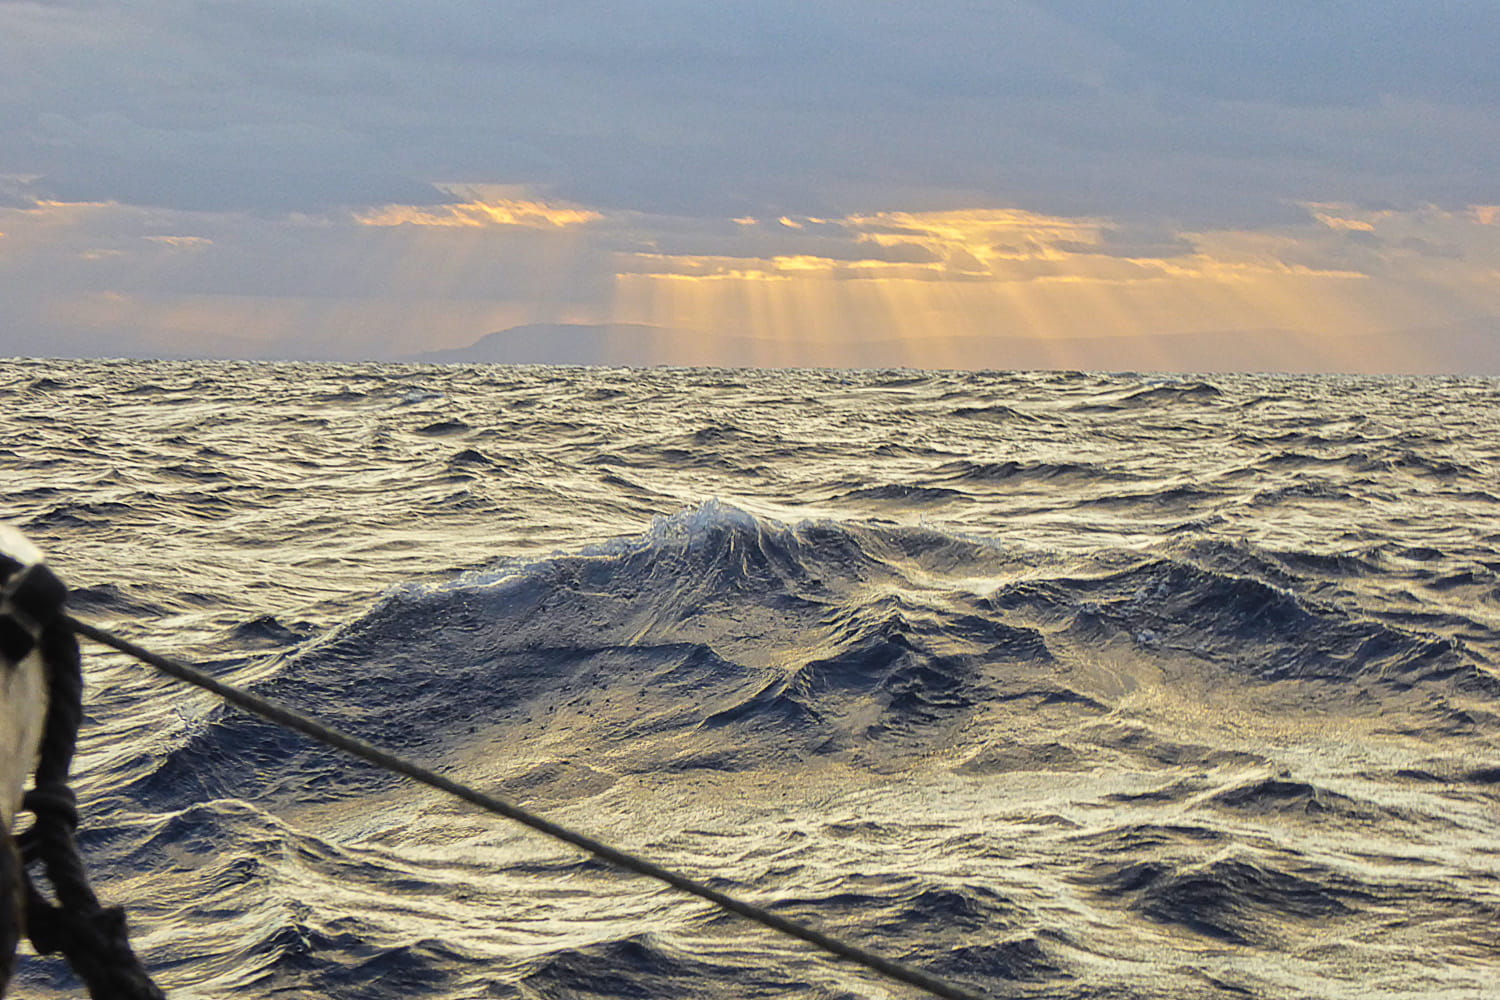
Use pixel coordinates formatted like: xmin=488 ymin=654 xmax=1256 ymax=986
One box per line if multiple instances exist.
xmin=4 ymin=183 xmax=1495 ymax=371
xmin=2 ymin=2 xmax=1496 ymax=368
xmin=6 ymin=1 xmax=1495 ymax=220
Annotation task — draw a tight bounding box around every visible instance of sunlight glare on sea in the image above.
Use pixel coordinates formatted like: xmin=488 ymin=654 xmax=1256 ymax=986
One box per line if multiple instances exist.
xmin=3 ymin=360 xmax=1499 ymax=999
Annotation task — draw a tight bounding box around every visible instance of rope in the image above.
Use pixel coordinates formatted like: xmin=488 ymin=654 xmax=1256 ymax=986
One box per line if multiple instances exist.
xmin=67 ymin=614 xmax=992 ymax=1000
xmin=2 ymin=564 xmax=164 ymax=999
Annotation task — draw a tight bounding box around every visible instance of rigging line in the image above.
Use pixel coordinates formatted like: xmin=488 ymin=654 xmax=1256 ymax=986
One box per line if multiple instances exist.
xmin=65 ymin=614 xmax=992 ymax=1000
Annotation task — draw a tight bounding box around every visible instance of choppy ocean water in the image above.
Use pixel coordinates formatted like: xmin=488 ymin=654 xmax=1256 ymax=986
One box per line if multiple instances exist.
xmin=3 ymin=359 xmax=1499 ymax=999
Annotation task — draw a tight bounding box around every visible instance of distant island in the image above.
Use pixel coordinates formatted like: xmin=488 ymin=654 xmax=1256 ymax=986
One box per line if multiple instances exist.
xmin=402 ymin=323 xmax=667 ymax=365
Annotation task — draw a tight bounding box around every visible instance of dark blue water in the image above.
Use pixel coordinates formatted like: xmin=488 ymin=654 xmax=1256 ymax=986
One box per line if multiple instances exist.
xmin=3 ymin=360 xmax=1499 ymax=998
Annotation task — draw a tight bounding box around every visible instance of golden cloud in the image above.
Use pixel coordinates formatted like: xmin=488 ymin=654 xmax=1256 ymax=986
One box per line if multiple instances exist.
xmin=144 ymin=235 xmax=212 ymax=248
xmin=0 ymin=200 xmax=129 ymax=259
xmin=1304 ymin=203 xmax=1381 ymax=232
xmin=621 ymin=250 xmax=952 ymax=282
xmin=356 ymin=193 xmax=601 ymax=230
xmin=618 ymin=207 xmax=1362 ymax=286
xmin=608 ymin=203 xmax=1500 ymax=371
xmin=6 ymin=187 xmax=1496 ymax=372
xmin=30 ymin=200 xmax=116 ymax=210
xmin=848 ymin=207 xmax=1105 ymax=255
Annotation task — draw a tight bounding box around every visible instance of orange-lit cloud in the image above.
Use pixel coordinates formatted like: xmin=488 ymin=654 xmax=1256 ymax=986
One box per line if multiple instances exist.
xmin=1306 ymin=204 xmax=1380 ymax=232
xmin=0 ymin=190 xmax=616 ymax=358
xmin=614 ymin=206 xmax=1381 ymax=288
xmin=4 ymin=190 xmax=1499 ymax=371
xmin=356 ymin=185 xmax=601 ymax=229
xmin=144 ymin=235 xmax=212 ymax=248
xmin=608 ymin=203 xmax=1500 ymax=371
xmin=0 ymin=199 xmax=129 ymax=261
xmin=850 ymin=207 xmax=1105 ymax=256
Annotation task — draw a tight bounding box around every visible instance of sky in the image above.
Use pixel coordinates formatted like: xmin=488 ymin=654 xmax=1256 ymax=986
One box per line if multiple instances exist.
xmin=2 ymin=1 xmax=1498 ymax=372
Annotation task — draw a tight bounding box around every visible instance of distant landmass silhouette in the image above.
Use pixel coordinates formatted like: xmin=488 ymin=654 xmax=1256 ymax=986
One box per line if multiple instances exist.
xmin=403 ymin=323 xmax=667 ymax=365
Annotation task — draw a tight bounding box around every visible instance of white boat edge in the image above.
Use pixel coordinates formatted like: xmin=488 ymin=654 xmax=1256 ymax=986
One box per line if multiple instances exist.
xmin=1 ymin=523 xmax=50 ymax=832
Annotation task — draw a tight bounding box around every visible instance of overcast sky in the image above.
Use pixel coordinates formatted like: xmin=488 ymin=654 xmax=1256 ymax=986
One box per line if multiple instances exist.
xmin=2 ymin=1 xmax=1497 ymax=371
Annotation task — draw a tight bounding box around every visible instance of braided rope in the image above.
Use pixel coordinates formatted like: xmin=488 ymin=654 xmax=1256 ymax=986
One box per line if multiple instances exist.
xmin=2 ymin=559 xmax=164 ymax=1000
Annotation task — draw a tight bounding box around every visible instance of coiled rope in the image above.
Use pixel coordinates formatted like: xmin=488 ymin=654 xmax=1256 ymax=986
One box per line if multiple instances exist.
xmin=67 ymin=614 xmax=991 ymax=1000
xmin=1 ymin=558 xmax=164 ymax=999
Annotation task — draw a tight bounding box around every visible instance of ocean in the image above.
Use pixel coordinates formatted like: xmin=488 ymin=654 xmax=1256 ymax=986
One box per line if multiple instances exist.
xmin=2 ymin=359 xmax=1498 ymax=999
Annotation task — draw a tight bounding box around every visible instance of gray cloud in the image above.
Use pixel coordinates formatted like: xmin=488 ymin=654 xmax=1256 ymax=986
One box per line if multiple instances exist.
xmin=5 ymin=2 xmax=1493 ymax=224
xmin=1036 ymin=1 xmax=1500 ymax=108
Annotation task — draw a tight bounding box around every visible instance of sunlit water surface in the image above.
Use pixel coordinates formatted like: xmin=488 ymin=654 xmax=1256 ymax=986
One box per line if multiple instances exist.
xmin=3 ymin=360 xmax=1499 ymax=999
